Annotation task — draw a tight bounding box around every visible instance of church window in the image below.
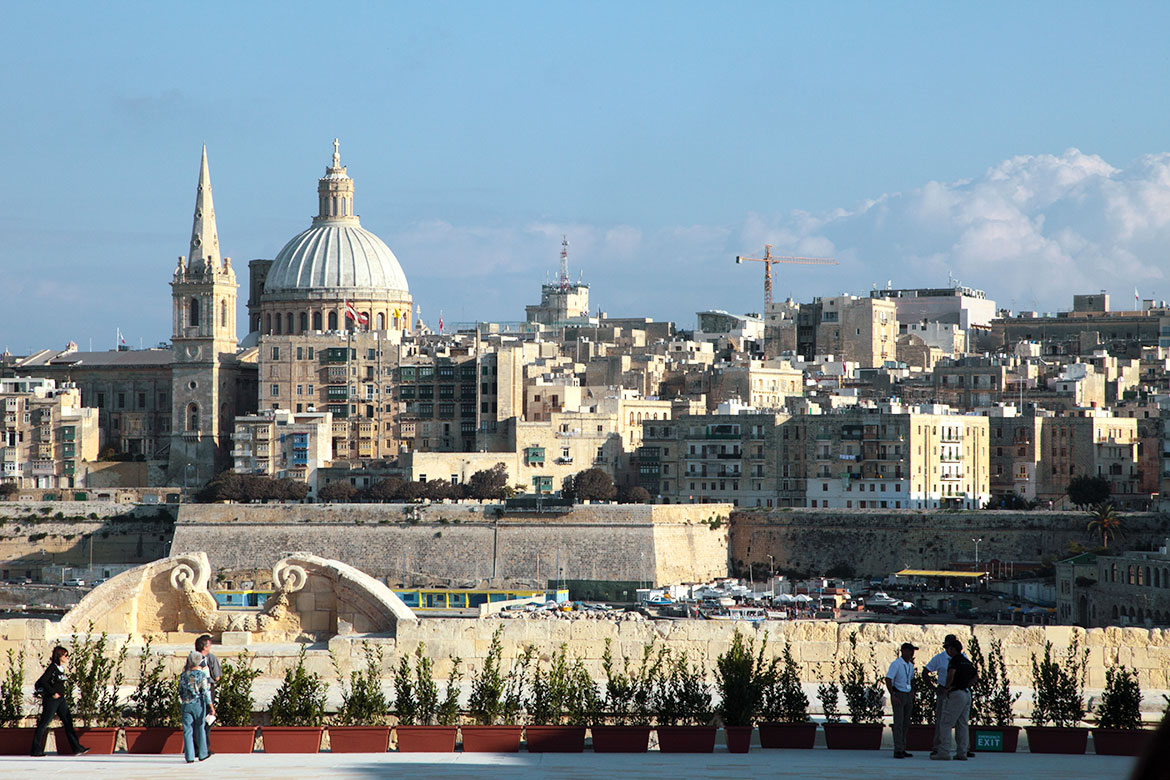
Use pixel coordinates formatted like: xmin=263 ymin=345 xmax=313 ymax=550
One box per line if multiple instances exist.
xmin=274 ymin=315 xmax=282 ymax=335
xmin=220 ymin=301 xmax=227 ymax=328
xmin=138 ymin=392 xmax=146 ymax=409
xmin=299 ymin=312 xmax=308 ymax=333
xmin=117 ymin=393 xmax=125 ymax=409
xmin=265 ymin=313 xmax=272 ymax=334
xmin=313 ymin=312 xmax=322 ymax=331
xmin=328 ymin=311 xmax=338 ymax=330
xmin=189 ymin=298 xmax=200 ymax=327
xmin=377 ymin=313 xmax=385 ymax=330
xmin=271 ymin=347 xmax=280 ymax=360
xmin=286 ymin=313 xmax=294 ymax=334
xmin=187 ymin=403 xmax=199 ymax=432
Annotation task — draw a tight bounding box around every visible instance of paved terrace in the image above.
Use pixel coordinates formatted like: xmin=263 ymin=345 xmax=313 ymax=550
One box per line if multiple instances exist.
xmin=5 ymin=750 xmax=1137 ymax=780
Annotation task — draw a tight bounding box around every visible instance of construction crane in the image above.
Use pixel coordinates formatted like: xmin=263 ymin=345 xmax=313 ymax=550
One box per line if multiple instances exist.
xmin=735 ymin=244 xmax=838 ymax=307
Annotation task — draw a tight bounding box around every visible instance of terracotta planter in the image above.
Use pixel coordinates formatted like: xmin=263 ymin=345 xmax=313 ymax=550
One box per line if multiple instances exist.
xmin=1025 ymin=726 xmax=1088 ymax=754
xmin=723 ymin=725 xmax=753 ymax=753
xmin=1092 ymin=728 xmax=1153 ymax=756
xmin=524 ymin=725 xmax=585 ymax=753
xmin=328 ymin=725 xmax=390 ymax=753
xmin=590 ymin=725 xmax=652 ymax=753
xmin=823 ymin=722 xmax=884 ymax=750
xmin=208 ymin=726 xmax=257 ymax=753
xmin=758 ymin=722 xmax=817 ymax=749
xmin=906 ymin=724 xmax=936 ymax=752
xmin=657 ymin=725 xmax=717 ymax=753
xmin=970 ymin=725 xmax=1020 ymax=753
xmin=261 ymin=725 xmax=324 ymax=753
xmin=395 ymin=725 xmax=457 ymax=752
xmin=0 ymin=727 xmax=36 ymax=755
xmin=124 ymin=726 xmax=184 ymax=753
xmin=461 ymin=725 xmax=523 ymax=752
xmin=55 ymin=726 xmax=118 ymax=754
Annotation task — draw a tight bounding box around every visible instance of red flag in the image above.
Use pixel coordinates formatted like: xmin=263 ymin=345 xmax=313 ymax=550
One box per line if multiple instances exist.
xmin=439 ymin=311 xmax=444 ymax=333
xmin=344 ymin=300 xmax=368 ymax=326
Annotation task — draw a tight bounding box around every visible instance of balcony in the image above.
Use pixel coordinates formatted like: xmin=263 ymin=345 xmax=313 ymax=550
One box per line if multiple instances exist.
xmin=31 ymin=461 xmax=55 ymax=475
xmin=255 ymin=429 xmax=271 ymax=440
xmin=230 ymin=448 xmax=252 ymax=458
xmin=554 ymin=456 xmax=573 ymax=464
xmin=716 ymin=451 xmax=742 ymax=460
xmin=232 ymin=431 xmax=252 ymax=441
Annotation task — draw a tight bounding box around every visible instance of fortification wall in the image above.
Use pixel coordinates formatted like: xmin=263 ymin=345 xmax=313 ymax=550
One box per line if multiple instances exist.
xmin=730 ymin=508 xmax=1170 ymax=576
xmin=170 ymin=503 xmax=731 ymax=587
xmin=1 ymin=618 xmax=1166 ymax=719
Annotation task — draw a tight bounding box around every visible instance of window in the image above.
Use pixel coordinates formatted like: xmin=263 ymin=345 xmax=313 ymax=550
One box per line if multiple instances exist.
xmin=299 ymin=312 xmax=307 ymax=333
xmin=328 ymin=311 xmax=338 ymax=330
xmin=186 ymin=403 xmax=199 ymax=432
xmin=312 ymin=312 xmax=322 ymax=330
xmin=272 ymin=346 xmax=280 ymax=360
xmin=307 ymin=384 xmax=314 ymax=395
xmin=117 ymin=393 xmax=125 ymax=409
xmin=271 ymin=384 xmax=280 ymax=397
xmin=137 ymin=392 xmax=146 ymax=409
xmin=189 ymin=297 xmax=200 ymax=327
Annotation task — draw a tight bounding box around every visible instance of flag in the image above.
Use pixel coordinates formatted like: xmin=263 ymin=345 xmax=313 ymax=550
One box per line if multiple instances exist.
xmin=1136 ymin=287 xmax=1141 ymax=309
xmin=344 ymin=299 xmax=368 ymax=326
xmin=117 ymin=328 xmax=125 ymax=345
xmin=439 ymin=311 xmax=444 ymax=333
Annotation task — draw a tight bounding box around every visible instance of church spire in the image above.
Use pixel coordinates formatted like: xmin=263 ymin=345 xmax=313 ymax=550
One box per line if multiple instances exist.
xmin=188 ymin=145 xmax=221 ymax=270
xmin=314 ymin=137 xmax=358 ymax=225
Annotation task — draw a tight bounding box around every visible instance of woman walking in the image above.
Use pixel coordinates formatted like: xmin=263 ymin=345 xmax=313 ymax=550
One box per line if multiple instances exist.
xmin=30 ymin=645 xmax=88 ymax=756
xmin=179 ymin=650 xmax=215 ymax=763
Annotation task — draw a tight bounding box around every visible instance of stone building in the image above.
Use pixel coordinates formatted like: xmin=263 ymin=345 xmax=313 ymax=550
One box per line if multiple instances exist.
xmin=0 ymin=378 xmax=98 ymax=489
xmin=231 ymin=409 xmax=333 ymax=495
xmin=525 ymin=237 xmax=591 ymax=326
xmin=797 ymin=294 xmax=899 ymax=368
xmin=1035 ymin=409 xmax=1141 ymax=509
xmin=1056 ymin=540 xmax=1170 ymax=627
xmin=985 ymin=405 xmax=1048 ymax=504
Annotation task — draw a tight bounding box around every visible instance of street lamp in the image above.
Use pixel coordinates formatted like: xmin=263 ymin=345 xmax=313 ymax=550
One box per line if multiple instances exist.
xmin=768 ymin=555 xmax=775 ymax=598
xmin=972 ymin=537 xmax=983 ymax=572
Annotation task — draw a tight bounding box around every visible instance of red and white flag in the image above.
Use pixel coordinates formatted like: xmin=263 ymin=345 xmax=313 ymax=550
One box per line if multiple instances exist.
xmin=439 ymin=311 xmax=444 ymax=333
xmin=344 ymin=299 xmax=368 ymax=326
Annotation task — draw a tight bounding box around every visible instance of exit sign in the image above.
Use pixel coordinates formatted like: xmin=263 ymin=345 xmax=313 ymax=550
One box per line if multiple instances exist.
xmin=975 ymin=730 xmax=1003 ymax=751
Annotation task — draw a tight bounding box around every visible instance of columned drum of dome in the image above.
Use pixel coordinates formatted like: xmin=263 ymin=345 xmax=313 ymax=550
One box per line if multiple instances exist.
xmin=258 ymin=140 xmax=413 ymax=335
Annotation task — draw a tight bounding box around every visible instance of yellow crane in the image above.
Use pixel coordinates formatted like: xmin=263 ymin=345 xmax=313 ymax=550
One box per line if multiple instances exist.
xmin=735 ymin=244 xmax=838 ymax=308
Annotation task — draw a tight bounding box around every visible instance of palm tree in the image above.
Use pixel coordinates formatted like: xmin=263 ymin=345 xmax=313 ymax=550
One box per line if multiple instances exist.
xmin=1086 ymin=502 xmax=1122 ymax=549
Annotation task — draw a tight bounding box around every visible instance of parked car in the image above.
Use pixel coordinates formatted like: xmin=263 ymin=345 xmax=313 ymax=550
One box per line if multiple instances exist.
xmin=64 ymin=578 xmax=85 ymax=586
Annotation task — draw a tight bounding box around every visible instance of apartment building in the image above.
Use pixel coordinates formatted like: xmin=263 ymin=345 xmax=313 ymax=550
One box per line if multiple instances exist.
xmin=797 ymin=295 xmax=899 ymax=368
xmin=1036 ymin=409 xmax=1141 ymax=508
xmin=231 ymin=409 xmax=333 ymax=495
xmin=985 ymin=406 xmax=1048 ymax=503
xmin=708 ymin=360 xmax=803 ymax=411
xmin=1 ymin=378 xmax=99 ymax=489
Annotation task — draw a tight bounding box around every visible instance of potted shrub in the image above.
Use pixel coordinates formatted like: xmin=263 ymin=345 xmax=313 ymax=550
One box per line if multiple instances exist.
xmin=393 ymin=643 xmax=462 ymax=752
xmin=1092 ymin=664 xmax=1151 ymax=756
xmin=967 ymin=636 xmax=1020 ymax=753
xmin=329 ymin=642 xmax=390 ymax=752
xmin=54 ymin=625 xmax=127 ymax=754
xmin=905 ymin=668 xmax=937 ymax=752
xmin=210 ymin=651 xmax=261 ymax=753
xmin=463 ymin=627 xmax=533 ymax=752
xmin=714 ymin=630 xmax=775 ymax=753
xmin=1026 ymin=638 xmax=1089 ymax=754
xmin=263 ymin=645 xmax=327 ymax=753
xmin=822 ymin=634 xmax=884 ymax=750
xmin=654 ymin=650 xmax=716 ymax=753
xmin=758 ymin=641 xmax=816 ymax=749
xmin=525 ymin=644 xmax=592 ymax=753
xmin=0 ymin=648 xmax=33 ymax=755
xmin=590 ymin=638 xmax=664 ymax=753
xmin=124 ymin=638 xmax=182 ymax=753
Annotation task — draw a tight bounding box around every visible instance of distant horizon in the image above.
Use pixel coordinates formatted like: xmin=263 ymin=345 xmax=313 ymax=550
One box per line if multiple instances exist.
xmin=3 ymin=3 xmax=1169 ymax=350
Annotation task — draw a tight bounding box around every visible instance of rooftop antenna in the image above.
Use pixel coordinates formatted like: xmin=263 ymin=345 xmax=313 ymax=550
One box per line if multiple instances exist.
xmin=558 ymin=235 xmax=570 ymax=292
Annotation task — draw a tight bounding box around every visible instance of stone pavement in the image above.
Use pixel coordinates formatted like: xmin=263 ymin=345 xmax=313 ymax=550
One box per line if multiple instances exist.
xmin=4 ymin=751 xmax=1137 ymax=780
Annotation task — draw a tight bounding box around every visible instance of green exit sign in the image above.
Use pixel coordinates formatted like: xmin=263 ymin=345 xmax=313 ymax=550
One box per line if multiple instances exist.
xmin=975 ymin=730 xmax=1003 ymax=751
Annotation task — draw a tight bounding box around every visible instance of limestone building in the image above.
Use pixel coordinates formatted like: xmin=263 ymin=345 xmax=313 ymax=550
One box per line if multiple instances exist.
xmin=525 ymin=237 xmax=591 ymax=326
xmin=231 ymin=409 xmax=333 ymax=496
xmin=0 ymin=378 xmax=98 ymax=489
xmin=797 ymin=295 xmax=899 ymax=368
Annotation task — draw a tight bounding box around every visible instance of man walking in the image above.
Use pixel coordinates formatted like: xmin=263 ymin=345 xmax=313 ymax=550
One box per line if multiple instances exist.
xmin=885 ymin=642 xmax=916 ymax=758
xmin=930 ymin=637 xmax=977 ymax=761
xmin=196 ymin=634 xmax=222 ymax=698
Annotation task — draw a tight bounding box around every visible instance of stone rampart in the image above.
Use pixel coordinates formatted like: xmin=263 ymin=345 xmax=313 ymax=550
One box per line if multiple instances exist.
xmin=2 ymin=618 xmax=1167 ymax=720
xmin=170 ymin=503 xmax=731 ymax=587
xmin=731 ymin=508 xmax=1170 ymax=576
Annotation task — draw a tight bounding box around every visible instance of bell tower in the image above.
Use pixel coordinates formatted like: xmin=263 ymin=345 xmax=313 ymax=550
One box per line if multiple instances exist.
xmin=169 ymin=146 xmax=238 ymax=486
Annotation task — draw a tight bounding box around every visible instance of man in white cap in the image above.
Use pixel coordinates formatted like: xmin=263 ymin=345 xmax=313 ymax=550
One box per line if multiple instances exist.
xmin=885 ymin=641 xmax=917 ymax=758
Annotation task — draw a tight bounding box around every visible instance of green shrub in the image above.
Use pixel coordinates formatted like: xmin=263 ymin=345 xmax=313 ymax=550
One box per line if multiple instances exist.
xmin=216 ymin=652 xmax=261 ymax=727
xmin=599 ymin=638 xmax=666 ymax=725
xmin=126 ymin=637 xmax=179 ymax=727
xmin=468 ymin=626 xmax=533 ymax=725
xmin=1030 ymin=638 xmax=1088 ymax=728
xmin=969 ymin=636 xmax=1017 ymax=727
xmin=838 ymin=634 xmax=883 ymax=724
xmin=759 ymin=641 xmax=809 ymax=724
xmin=393 ymin=643 xmax=461 ymax=726
xmin=0 ymin=648 xmax=24 ymax=727
xmin=527 ymin=644 xmax=597 ymax=726
xmin=713 ymin=630 xmax=775 ymax=727
xmin=332 ymin=642 xmax=388 ymax=726
xmin=1096 ymin=665 xmax=1142 ymax=731
xmin=67 ymin=623 xmax=128 ymax=726
xmin=910 ymin=669 xmax=936 ymax=726
xmin=654 ymin=650 xmax=714 ymax=726
xmin=268 ymin=646 xmax=327 ymax=727
xmin=817 ymin=681 xmax=841 ymax=724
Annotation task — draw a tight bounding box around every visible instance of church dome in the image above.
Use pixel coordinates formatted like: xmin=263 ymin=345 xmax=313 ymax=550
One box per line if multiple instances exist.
xmin=262 ymin=140 xmax=409 ymax=299
xmin=264 ymin=223 xmax=409 ymax=295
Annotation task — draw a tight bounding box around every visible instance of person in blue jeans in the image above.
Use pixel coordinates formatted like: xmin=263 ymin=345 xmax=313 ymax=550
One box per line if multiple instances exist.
xmin=179 ymin=650 xmax=216 ymax=763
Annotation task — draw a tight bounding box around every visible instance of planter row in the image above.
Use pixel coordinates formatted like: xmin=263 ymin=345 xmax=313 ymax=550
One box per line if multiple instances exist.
xmin=0 ymin=723 xmax=1154 ymax=757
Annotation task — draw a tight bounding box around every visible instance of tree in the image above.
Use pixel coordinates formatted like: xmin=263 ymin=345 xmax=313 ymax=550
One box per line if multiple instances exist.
xmin=316 ymin=481 xmax=357 ymax=503
xmin=399 ymin=480 xmax=428 ymax=502
xmin=467 ymin=463 xmax=509 ymax=500
xmin=423 ymin=479 xmax=456 ymax=501
xmin=1068 ymin=475 xmax=1111 ymax=508
xmin=1086 ymin=502 xmax=1122 ymax=548
xmin=571 ymin=468 xmax=616 ymax=502
xmin=0 ymin=483 xmax=17 ymax=500
xmin=362 ymin=476 xmax=404 ymax=502
xmin=619 ymin=485 xmax=651 ymax=504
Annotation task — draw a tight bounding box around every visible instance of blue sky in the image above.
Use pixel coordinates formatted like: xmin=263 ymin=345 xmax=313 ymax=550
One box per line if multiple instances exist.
xmin=3 ymin=2 xmax=1170 ymax=350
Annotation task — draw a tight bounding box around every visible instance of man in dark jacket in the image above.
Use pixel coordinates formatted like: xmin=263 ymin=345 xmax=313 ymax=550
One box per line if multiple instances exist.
xmin=30 ymin=645 xmax=88 ymax=756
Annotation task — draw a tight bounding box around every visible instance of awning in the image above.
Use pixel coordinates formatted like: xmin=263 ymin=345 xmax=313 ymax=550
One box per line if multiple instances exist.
xmin=894 ymin=569 xmax=987 ymax=578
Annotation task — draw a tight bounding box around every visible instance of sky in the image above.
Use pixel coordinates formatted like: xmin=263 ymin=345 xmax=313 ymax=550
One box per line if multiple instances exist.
xmin=2 ymin=2 xmax=1170 ymax=351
